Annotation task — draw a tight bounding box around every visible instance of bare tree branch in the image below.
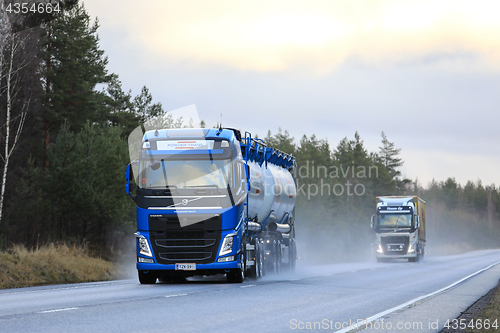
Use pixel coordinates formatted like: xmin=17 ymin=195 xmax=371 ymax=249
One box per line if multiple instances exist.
xmin=0 ymin=9 xmax=32 ymax=226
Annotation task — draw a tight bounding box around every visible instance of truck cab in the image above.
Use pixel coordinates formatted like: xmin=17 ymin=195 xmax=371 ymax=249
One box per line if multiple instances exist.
xmin=371 ymin=196 xmax=426 ymax=262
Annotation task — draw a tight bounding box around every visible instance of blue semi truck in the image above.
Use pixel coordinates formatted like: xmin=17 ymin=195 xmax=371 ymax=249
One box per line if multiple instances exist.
xmin=125 ymin=127 xmax=297 ymax=283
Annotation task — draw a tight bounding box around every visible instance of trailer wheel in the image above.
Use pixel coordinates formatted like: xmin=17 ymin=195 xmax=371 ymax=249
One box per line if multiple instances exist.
xmin=259 ymin=241 xmax=266 ymax=277
xmin=274 ymin=241 xmax=281 ymax=275
xmin=138 ymin=270 xmax=157 ymax=284
xmin=263 ymin=239 xmax=275 ymax=274
xmin=289 ymin=240 xmax=297 ymax=272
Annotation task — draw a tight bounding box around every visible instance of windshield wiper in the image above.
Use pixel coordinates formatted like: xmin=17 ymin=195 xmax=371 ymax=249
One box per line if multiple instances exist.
xmin=148 ymin=185 xmax=178 ymax=190
xmin=185 ymin=185 xmax=219 ymax=189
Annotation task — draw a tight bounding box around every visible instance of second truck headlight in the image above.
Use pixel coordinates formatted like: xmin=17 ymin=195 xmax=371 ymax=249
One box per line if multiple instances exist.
xmin=219 ymin=233 xmax=236 ymax=256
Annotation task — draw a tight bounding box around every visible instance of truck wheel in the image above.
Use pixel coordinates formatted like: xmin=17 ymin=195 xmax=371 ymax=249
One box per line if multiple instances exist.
xmin=418 ymin=245 xmax=424 ymax=262
xmin=227 ymin=268 xmax=244 ymax=283
xmin=138 ymin=270 xmax=157 ymax=284
xmin=247 ymin=241 xmax=262 ymax=280
xmin=408 ymin=257 xmax=416 ymax=263
xmin=263 ymin=240 xmax=274 ymax=274
xmin=255 ymin=243 xmax=263 ymax=278
xmin=259 ymin=242 xmax=266 ymax=277
xmin=274 ymin=241 xmax=281 ymax=275
xmin=289 ymin=240 xmax=297 ymax=272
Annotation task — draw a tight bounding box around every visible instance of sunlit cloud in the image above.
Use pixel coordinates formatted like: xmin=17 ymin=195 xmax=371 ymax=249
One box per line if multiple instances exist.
xmin=87 ymin=0 xmax=500 ymax=73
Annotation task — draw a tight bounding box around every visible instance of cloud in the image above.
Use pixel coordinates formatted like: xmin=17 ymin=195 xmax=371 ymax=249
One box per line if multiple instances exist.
xmin=402 ymin=148 xmax=500 ymax=187
xmin=86 ymin=0 xmax=500 ymax=73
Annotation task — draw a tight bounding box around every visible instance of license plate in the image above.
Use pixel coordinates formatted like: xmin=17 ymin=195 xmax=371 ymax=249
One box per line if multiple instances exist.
xmin=175 ymin=263 xmax=196 ymax=271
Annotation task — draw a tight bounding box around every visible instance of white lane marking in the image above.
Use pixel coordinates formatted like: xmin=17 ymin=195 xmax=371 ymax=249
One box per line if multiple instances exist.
xmin=241 ymin=285 xmax=255 ymax=288
xmin=39 ymin=307 xmax=78 ymax=314
xmin=165 ymin=293 xmax=187 ymax=298
xmin=335 ymin=260 xmax=500 ymax=333
xmin=2 ymin=281 xmax=133 ymax=296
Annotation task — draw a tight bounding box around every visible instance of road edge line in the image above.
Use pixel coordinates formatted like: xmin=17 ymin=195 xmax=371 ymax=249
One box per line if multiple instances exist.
xmin=334 ymin=261 xmax=500 ymax=333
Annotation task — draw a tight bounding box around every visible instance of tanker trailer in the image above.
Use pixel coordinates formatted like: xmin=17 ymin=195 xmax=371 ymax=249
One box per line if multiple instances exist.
xmin=125 ymin=127 xmax=297 ymax=283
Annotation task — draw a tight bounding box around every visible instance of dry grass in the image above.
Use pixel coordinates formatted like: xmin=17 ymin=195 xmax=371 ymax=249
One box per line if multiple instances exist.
xmin=467 ymin=282 xmax=500 ymax=333
xmin=0 ymin=243 xmax=116 ymax=289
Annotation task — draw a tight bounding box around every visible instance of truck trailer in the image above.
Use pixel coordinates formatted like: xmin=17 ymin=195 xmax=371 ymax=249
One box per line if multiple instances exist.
xmin=371 ymin=196 xmax=426 ymax=262
xmin=125 ymin=127 xmax=297 ymax=283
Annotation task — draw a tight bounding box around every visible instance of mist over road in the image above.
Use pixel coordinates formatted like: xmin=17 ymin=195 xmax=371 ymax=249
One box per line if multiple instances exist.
xmin=1 ymin=250 xmax=499 ymax=333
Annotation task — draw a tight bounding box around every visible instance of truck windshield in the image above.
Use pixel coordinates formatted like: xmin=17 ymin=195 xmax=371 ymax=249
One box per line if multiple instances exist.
xmin=138 ymin=159 xmax=233 ymax=189
xmin=378 ymin=213 xmax=412 ymax=228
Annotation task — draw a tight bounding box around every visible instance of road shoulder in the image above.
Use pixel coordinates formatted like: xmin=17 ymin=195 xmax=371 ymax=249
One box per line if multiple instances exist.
xmin=358 ymin=264 xmax=500 ymax=333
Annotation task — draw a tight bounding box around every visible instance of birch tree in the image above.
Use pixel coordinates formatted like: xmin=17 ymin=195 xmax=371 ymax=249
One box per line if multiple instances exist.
xmin=0 ymin=4 xmax=31 ymax=226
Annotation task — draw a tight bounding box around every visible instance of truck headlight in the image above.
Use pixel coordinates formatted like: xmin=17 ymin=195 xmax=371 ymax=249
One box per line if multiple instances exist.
xmin=217 ymin=256 xmax=235 ymax=262
xmin=135 ymin=233 xmax=153 ymax=257
xmin=408 ymin=243 xmax=416 ymax=254
xmin=219 ymin=233 xmax=236 ymax=256
xmin=376 ymin=245 xmax=383 ymax=253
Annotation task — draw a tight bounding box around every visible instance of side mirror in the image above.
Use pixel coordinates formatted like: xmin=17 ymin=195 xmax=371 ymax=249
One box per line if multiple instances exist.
xmin=125 ymin=164 xmax=137 ymax=202
xmin=125 ymin=164 xmax=131 ymax=195
xmin=370 ymin=215 xmax=376 ymax=229
xmin=244 ymin=163 xmax=250 ymax=191
xmin=414 ymin=214 xmax=420 ymax=228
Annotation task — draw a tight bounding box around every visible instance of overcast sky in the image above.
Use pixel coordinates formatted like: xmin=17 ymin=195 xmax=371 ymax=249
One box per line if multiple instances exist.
xmin=83 ymin=0 xmax=500 ymax=187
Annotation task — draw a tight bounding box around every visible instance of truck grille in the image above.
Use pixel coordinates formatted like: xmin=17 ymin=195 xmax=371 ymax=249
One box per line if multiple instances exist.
xmin=156 ymin=239 xmax=216 ymax=248
xmin=149 ymin=214 xmax=222 ymax=264
xmin=159 ymin=252 xmax=212 ymax=261
xmin=381 ymin=236 xmax=409 ymax=255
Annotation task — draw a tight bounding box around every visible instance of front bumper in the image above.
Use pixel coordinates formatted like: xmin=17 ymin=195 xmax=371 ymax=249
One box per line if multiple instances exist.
xmin=136 ymin=260 xmax=242 ymax=275
xmin=375 ymin=253 xmax=417 ymax=259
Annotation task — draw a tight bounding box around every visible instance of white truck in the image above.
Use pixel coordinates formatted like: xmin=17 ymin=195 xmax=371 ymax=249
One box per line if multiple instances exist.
xmin=371 ymin=196 xmax=426 ymax=262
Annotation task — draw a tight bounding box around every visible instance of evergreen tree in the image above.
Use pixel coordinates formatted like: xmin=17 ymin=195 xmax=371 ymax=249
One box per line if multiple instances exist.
xmin=441 ymin=177 xmax=459 ymax=210
xmin=41 ymin=2 xmax=112 ymax=147
xmin=379 ymin=131 xmax=403 ymax=178
xmin=378 ymin=131 xmax=410 ymax=193
xmin=265 ymin=128 xmax=296 ymax=156
xmin=13 ymin=124 xmax=134 ymax=250
xmin=133 ymin=86 xmax=164 ymax=123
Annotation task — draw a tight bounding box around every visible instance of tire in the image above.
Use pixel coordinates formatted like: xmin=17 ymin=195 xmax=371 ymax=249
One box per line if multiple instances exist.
xmin=138 ymin=270 xmax=157 ymax=284
xmin=418 ymin=245 xmax=425 ymax=262
xmin=248 ymin=241 xmax=263 ymax=280
xmin=273 ymin=240 xmax=281 ymax=275
xmin=226 ymin=268 xmax=244 ymax=283
xmin=227 ymin=252 xmax=245 ymax=283
xmin=408 ymin=257 xmax=417 ymax=263
xmin=289 ymin=240 xmax=297 ymax=272
xmin=259 ymin=242 xmax=266 ymax=277
xmin=263 ymin=240 xmax=274 ymax=274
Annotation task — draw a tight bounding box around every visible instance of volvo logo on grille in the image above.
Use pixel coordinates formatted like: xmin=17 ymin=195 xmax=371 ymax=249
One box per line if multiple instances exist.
xmin=181 ymin=199 xmax=189 ymax=206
